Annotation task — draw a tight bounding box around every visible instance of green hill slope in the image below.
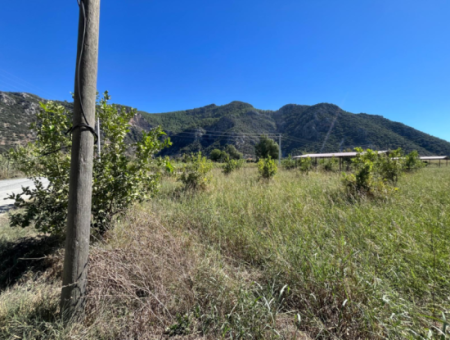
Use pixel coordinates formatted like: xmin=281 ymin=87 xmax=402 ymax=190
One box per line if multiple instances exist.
xmin=1 ymin=91 xmax=449 ymax=157
xmin=139 ymin=101 xmax=450 ymax=157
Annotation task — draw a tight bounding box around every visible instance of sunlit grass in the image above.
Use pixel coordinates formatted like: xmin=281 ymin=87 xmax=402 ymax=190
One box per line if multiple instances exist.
xmin=0 ymin=166 xmax=449 ymax=339
xmin=151 ymin=166 xmax=450 ymax=338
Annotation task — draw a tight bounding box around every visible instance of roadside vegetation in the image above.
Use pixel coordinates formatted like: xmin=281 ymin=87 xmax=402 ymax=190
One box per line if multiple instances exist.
xmin=1 ymin=163 xmax=449 ymax=339
xmin=6 ymin=93 xmax=171 ymax=235
xmin=0 ymin=153 xmax=22 ymax=180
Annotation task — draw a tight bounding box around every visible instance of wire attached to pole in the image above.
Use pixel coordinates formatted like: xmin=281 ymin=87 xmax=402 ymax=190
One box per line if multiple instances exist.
xmin=66 ymin=0 xmax=98 ymax=143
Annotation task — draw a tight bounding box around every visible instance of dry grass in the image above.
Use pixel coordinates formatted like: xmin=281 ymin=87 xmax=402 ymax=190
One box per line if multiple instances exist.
xmin=83 ymin=210 xmax=199 ymax=338
xmin=0 ymin=209 xmax=201 ymax=339
xmin=1 ymin=206 xmax=308 ymax=339
xmin=3 ymin=166 xmax=448 ymax=339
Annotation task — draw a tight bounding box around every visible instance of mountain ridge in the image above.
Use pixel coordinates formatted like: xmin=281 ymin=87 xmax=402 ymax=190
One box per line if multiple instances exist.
xmin=1 ymin=91 xmax=449 ymax=157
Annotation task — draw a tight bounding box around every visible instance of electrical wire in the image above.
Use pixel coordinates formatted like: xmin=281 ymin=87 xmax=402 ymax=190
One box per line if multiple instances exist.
xmin=173 ymin=132 xmax=278 ymax=139
xmin=281 ymin=136 xmax=305 ymax=143
xmin=66 ymin=0 xmax=98 ymax=143
xmin=168 ymin=128 xmax=279 ymax=136
xmin=199 ymin=130 xmax=278 ymax=136
xmin=76 ymin=0 xmax=88 ymax=126
xmin=171 ymin=130 xmax=279 ymax=138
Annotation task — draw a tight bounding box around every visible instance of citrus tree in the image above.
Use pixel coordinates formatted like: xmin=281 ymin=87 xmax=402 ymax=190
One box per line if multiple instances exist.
xmin=8 ymin=92 xmax=172 ymax=235
xmin=223 ymin=158 xmax=244 ymax=174
xmin=179 ymin=152 xmax=213 ymax=190
xmin=258 ymin=156 xmax=277 ymax=179
xmin=404 ymin=150 xmax=425 ymax=171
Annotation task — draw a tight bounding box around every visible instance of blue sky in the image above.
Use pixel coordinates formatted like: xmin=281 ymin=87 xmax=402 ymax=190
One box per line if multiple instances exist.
xmin=1 ymin=0 xmax=449 ymax=141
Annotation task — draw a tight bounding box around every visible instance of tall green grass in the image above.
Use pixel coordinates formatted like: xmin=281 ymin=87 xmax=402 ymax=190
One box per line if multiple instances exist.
xmin=151 ymin=167 xmax=450 ymax=338
xmin=0 ymin=166 xmax=449 ymax=339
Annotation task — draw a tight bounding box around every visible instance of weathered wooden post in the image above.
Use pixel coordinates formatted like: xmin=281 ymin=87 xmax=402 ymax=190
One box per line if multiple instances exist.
xmin=60 ymin=0 xmax=100 ymax=323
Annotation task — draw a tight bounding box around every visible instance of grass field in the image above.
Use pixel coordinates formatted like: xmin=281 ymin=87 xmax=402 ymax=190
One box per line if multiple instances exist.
xmin=0 ymin=166 xmax=449 ymax=339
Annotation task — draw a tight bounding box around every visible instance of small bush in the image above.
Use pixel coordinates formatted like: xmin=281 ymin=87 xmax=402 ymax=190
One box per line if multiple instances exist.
xmin=342 ymin=148 xmax=396 ymax=196
xmin=210 ymin=149 xmax=228 ymax=162
xmin=299 ymin=157 xmax=312 ymax=174
xmin=223 ymin=158 xmax=245 ymax=174
xmin=155 ymin=156 xmax=175 ymax=177
xmin=323 ymin=156 xmax=338 ymax=172
xmin=210 ymin=145 xmax=242 ymax=163
xmin=258 ymin=157 xmax=277 ymax=179
xmin=377 ymin=148 xmax=404 ymax=183
xmin=342 ymin=148 xmax=376 ymax=194
xmin=281 ymin=154 xmax=298 ymax=170
xmin=404 ymin=150 xmax=425 ymax=171
xmin=224 ymin=144 xmax=243 ymax=160
xmin=179 ymin=152 xmax=213 ymax=190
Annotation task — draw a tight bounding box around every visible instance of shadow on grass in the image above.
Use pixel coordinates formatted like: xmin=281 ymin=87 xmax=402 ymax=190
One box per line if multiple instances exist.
xmin=0 ymin=234 xmax=62 ymax=291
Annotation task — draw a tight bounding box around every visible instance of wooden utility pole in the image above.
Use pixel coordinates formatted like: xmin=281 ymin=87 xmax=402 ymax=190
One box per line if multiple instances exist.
xmin=61 ymin=0 xmax=100 ymax=322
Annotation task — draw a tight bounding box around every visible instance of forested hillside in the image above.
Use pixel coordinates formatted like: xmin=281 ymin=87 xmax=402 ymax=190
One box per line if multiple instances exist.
xmin=138 ymin=100 xmax=450 ymax=157
xmin=1 ymin=91 xmax=450 ymax=157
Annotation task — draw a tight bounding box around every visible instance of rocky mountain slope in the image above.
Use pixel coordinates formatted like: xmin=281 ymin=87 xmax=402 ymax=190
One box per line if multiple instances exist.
xmin=1 ymin=91 xmax=449 ymax=157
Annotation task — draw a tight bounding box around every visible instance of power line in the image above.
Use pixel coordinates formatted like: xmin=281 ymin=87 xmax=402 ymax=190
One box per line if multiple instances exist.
xmin=200 ymin=130 xmax=277 ymax=136
xmin=171 ymin=131 xmax=279 ymax=138
xmin=0 ymin=69 xmax=53 ymax=99
xmin=164 ymin=133 xmax=267 ymax=141
xmin=171 ymin=129 xmax=279 ymax=137
xmin=281 ymin=136 xmax=305 ymax=143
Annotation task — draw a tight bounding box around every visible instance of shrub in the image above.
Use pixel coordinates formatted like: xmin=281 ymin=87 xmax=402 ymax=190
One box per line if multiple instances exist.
xmin=299 ymin=157 xmax=312 ymax=174
xmin=209 ymin=149 xmax=229 ymax=163
xmin=323 ymin=156 xmax=338 ymax=172
xmin=281 ymin=154 xmax=298 ymax=170
xmin=180 ymin=153 xmax=190 ymax=163
xmin=342 ymin=148 xmax=396 ymax=196
xmin=255 ymin=135 xmax=279 ymax=160
xmin=377 ymin=148 xmax=404 ymax=183
xmin=8 ymin=92 xmax=171 ymax=235
xmin=210 ymin=145 xmax=242 ymax=162
xmin=258 ymin=157 xmax=277 ymax=179
xmin=224 ymin=145 xmax=243 ymax=160
xmin=209 ymin=149 xmax=221 ymax=162
xmin=223 ymin=158 xmax=245 ymax=174
xmin=404 ymin=150 xmax=425 ymax=171
xmin=179 ymin=152 xmax=213 ymax=190
xmin=154 ymin=156 xmax=175 ymax=177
